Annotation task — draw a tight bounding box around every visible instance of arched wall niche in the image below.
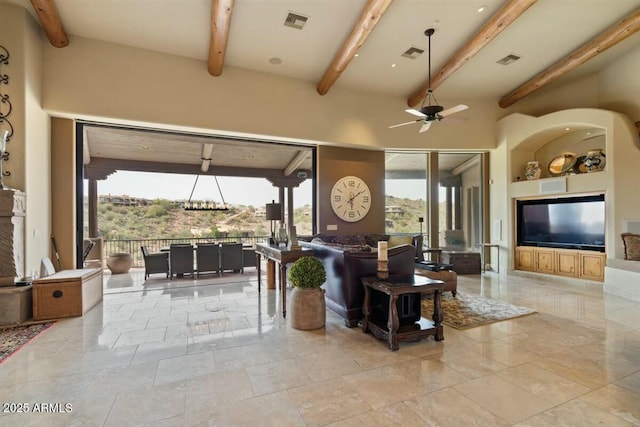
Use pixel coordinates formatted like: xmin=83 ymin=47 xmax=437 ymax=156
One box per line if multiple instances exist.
xmin=496 ymin=108 xmax=640 ymax=270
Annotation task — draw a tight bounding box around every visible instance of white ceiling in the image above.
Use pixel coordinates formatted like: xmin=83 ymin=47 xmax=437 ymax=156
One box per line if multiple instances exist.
xmin=5 ymin=0 xmax=639 ymax=173
xmin=8 ymin=0 xmax=639 ymax=99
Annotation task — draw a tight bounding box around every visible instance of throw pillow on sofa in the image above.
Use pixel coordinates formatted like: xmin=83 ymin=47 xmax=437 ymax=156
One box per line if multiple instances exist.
xmin=621 ymin=233 xmax=640 ymax=260
xmin=387 ymin=235 xmax=414 ymax=248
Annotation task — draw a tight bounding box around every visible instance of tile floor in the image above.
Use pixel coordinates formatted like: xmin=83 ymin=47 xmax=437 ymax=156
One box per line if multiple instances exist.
xmin=1 ymin=267 xmax=639 ymax=426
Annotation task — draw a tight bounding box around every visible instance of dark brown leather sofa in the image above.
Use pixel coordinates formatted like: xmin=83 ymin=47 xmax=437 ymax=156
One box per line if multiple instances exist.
xmin=300 ymin=237 xmax=416 ymax=327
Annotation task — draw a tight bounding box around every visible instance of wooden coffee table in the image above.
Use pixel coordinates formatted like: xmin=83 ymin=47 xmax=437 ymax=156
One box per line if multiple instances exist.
xmin=361 ymin=274 xmax=444 ymax=351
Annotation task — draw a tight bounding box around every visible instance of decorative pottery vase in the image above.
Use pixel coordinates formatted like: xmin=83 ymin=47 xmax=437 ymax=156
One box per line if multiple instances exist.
xmin=525 ymin=161 xmax=542 ymax=180
xmin=584 ymin=149 xmax=606 ymax=172
xmin=289 ymin=287 xmax=326 ymax=330
xmin=278 ymin=226 xmax=288 ymax=247
xmin=107 ymin=252 xmax=133 ymax=274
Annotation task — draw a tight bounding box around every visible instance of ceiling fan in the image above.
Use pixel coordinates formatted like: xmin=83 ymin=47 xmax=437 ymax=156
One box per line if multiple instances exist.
xmin=389 ymin=28 xmax=468 ymax=133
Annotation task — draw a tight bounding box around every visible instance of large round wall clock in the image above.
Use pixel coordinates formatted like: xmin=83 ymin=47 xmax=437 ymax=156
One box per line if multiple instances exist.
xmin=330 ymin=176 xmax=372 ymax=222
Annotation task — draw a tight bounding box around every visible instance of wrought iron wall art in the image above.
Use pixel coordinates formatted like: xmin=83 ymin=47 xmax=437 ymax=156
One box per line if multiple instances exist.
xmin=0 ymin=44 xmax=13 ymax=188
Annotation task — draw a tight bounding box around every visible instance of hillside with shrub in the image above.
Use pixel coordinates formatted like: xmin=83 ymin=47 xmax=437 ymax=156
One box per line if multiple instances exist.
xmin=95 ymin=195 xmax=444 ymax=239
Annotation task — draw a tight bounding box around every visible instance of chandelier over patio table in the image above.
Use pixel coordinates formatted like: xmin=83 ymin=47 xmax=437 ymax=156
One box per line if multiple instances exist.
xmin=183 ymin=173 xmax=229 ymax=211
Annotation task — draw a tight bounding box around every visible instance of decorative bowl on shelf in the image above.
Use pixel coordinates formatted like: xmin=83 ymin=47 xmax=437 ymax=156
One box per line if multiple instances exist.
xmin=584 ymin=149 xmax=606 ymax=172
xmin=548 ymin=152 xmax=576 ymax=176
xmin=573 ymin=155 xmax=588 ymax=174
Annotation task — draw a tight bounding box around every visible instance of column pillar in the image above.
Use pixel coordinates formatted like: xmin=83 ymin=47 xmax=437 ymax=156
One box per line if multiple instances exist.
xmin=454 ymin=185 xmax=462 ymax=229
xmin=428 ymin=152 xmax=439 ymax=249
xmin=88 ymin=179 xmax=98 ymax=237
xmin=0 ymin=189 xmax=26 ymax=285
xmin=445 ymin=187 xmax=453 ymax=230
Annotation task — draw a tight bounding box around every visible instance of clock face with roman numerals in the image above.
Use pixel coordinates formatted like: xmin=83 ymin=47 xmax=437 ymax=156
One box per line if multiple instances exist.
xmin=330 ymin=176 xmax=371 ymax=222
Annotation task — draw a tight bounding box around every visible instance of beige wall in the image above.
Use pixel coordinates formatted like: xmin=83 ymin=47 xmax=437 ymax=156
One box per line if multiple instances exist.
xmin=493 ymin=109 xmax=640 ymax=270
xmin=0 ymin=4 xmax=50 ymax=276
xmin=51 ymin=118 xmax=75 ymax=270
xmin=316 ymin=146 xmax=385 ymax=235
xmin=41 ymin=36 xmax=498 ymax=151
xmin=488 ymin=40 xmax=640 ymax=273
xmin=599 ymin=46 xmax=640 ymax=121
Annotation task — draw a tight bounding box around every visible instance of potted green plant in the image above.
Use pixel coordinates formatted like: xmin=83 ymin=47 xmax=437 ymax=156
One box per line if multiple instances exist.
xmin=288 ymin=256 xmax=327 ymax=330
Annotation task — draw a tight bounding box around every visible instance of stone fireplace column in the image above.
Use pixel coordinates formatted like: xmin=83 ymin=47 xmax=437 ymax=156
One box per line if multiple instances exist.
xmin=0 ymin=189 xmax=26 ymax=286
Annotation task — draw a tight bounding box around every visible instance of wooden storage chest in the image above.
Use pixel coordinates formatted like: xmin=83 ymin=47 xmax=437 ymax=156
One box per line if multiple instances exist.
xmin=32 ymin=268 xmax=103 ymax=320
xmin=441 ymin=251 xmax=481 ymax=274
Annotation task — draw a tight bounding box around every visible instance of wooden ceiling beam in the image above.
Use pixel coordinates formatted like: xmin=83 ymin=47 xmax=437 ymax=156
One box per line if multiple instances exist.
xmin=316 ymin=0 xmax=394 ymax=95
xmin=208 ymin=0 xmax=235 ymax=76
xmin=29 ymin=0 xmax=69 ymax=48
xmin=499 ymin=6 xmax=640 ymax=108
xmin=407 ymin=0 xmax=537 ymax=107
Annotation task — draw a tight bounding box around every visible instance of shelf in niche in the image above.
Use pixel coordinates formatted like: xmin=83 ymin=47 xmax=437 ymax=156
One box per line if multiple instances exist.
xmin=512 ymin=168 xmax=606 ymax=184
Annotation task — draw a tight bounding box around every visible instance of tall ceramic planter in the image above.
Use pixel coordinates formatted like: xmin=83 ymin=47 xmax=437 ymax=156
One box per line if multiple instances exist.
xmin=107 ymin=252 xmax=133 ymax=274
xmin=289 ymin=287 xmax=326 ymax=330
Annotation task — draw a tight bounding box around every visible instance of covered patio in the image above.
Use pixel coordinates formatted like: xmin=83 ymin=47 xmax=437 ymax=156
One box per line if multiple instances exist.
xmin=80 ymin=122 xmax=315 ymax=269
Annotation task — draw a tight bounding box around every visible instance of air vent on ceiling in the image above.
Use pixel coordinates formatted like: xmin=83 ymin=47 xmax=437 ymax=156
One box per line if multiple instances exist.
xmin=284 ymin=12 xmax=308 ymax=30
xmin=401 ymin=47 xmax=424 ymax=59
xmin=497 ymin=54 xmax=521 ymax=65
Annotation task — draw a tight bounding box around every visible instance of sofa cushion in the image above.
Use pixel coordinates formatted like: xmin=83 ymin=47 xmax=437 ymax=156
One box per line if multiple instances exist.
xmin=622 ymin=233 xmax=640 ymax=261
xmin=387 ymin=235 xmax=414 ymax=248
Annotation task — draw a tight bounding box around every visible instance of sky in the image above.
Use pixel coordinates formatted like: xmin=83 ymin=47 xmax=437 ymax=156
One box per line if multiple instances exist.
xmin=91 ymin=171 xmax=431 ymax=208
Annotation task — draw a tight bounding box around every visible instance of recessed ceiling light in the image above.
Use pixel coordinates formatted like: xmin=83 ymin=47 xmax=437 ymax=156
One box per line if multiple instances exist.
xmin=354 ymin=53 xmax=359 ymax=57
xmin=391 ymin=63 xmax=397 ymax=68
xmin=565 ymin=127 xmax=571 ymax=131
xmin=586 ymin=131 xmax=592 ymax=135
xmin=269 ymin=57 xmax=282 ymax=65
xmin=478 ymin=5 xmax=488 ymax=13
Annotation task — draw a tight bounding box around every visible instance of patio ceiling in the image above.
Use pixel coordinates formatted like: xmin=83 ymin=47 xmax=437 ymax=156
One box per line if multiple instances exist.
xmin=82 ymin=123 xmax=481 ymax=184
xmin=82 ymin=124 xmax=314 ymax=187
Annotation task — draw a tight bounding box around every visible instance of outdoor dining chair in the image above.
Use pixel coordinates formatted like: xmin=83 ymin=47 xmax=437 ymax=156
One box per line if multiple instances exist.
xmin=141 ymin=245 xmax=169 ymax=279
xmin=196 ymin=243 xmax=221 ymax=277
xmin=220 ymin=242 xmax=243 ymax=274
xmin=169 ymin=244 xmax=195 ymax=279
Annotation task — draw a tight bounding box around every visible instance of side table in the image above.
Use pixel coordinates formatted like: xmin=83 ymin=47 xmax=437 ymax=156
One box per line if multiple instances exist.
xmin=361 ymin=274 xmax=444 ymax=351
xmin=255 ymin=243 xmax=314 ymax=318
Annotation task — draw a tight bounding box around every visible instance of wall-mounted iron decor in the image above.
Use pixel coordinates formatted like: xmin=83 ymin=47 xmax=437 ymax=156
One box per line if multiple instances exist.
xmin=0 ymin=44 xmax=13 ymax=188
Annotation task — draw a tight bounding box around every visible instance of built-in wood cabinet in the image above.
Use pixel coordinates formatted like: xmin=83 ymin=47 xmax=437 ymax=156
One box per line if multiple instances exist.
xmin=556 ymin=250 xmax=579 ymax=278
xmin=515 ymin=246 xmax=605 ymax=282
xmin=515 ymin=246 xmax=534 ymax=271
xmin=534 ymin=248 xmax=555 ymax=274
xmin=579 ymin=252 xmax=606 ymax=281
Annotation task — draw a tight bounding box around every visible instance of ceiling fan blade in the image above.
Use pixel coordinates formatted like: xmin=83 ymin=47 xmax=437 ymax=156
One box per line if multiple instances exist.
xmin=439 ymin=104 xmax=468 ymax=118
xmin=405 ymin=108 xmax=426 ymax=118
xmin=419 ymin=121 xmax=432 ymax=133
xmin=389 ymin=119 xmax=422 ymax=129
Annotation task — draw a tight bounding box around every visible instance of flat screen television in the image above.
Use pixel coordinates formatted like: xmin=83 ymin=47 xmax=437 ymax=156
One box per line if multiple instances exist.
xmin=516 ymin=194 xmax=605 ymax=252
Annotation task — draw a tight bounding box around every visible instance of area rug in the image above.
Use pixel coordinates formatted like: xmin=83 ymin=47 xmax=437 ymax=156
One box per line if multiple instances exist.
xmin=421 ymin=293 xmax=536 ymax=330
xmin=0 ymin=322 xmax=55 ymax=364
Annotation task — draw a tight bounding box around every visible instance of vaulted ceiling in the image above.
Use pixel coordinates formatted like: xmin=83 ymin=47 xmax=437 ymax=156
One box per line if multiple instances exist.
xmin=5 ymin=0 xmax=640 ymax=176
xmin=15 ymin=0 xmax=640 ymax=105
